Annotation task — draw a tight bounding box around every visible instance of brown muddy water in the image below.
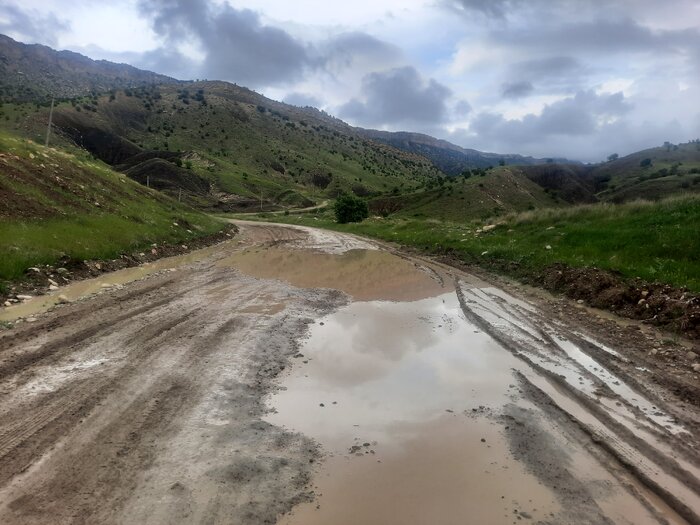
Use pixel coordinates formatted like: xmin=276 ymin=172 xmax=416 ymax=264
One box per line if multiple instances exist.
xmin=220 ymin=243 xmax=695 ymax=525
xmin=0 ymin=240 xmax=241 ymax=323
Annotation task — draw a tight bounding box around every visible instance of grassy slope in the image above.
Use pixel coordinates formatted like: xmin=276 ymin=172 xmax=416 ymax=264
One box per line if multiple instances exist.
xmin=370 ymin=168 xmax=561 ymax=222
xmin=258 ymin=195 xmax=700 ymax=292
xmin=1 ymin=82 xmax=441 ymax=206
xmin=0 ymin=131 xmax=223 ymax=280
xmin=593 ymin=142 xmax=700 ymax=202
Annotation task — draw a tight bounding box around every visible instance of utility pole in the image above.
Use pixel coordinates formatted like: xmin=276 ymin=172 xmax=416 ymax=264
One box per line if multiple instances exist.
xmin=147 ymin=176 xmax=150 ymax=188
xmin=44 ymin=96 xmax=55 ymax=147
xmin=260 ymin=189 xmax=263 ymax=211
xmin=178 ymin=188 xmax=182 ymax=202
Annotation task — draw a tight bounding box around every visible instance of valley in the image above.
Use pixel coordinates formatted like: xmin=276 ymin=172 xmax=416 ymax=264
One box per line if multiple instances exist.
xmin=0 ymin=26 xmax=699 ymax=525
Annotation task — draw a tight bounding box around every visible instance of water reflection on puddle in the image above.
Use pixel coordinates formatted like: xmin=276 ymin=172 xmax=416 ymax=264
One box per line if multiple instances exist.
xmin=218 ymin=247 xmax=450 ymax=302
xmin=268 ymin=293 xmax=561 ymax=524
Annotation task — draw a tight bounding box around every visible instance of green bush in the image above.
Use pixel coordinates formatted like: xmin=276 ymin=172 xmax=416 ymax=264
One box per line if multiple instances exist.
xmin=334 ymin=194 xmax=369 ymax=224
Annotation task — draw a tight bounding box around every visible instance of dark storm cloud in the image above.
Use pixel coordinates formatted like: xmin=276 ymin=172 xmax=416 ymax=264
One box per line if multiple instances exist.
xmin=138 ymin=0 xmax=311 ymax=86
xmin=501 ymin=81 xmax=534 ymax=99
xmin=471 ymin=90 xmax=632 ymax=142
xmin=283 ymin=92 xmax=322 ymax=108
xmin=136 ymin=1 xmax=404 ymax=88
xmin=0 ymin=5 xmax=68 ymax=47
xmin=339 ymin=66 xmax=452 ymax=127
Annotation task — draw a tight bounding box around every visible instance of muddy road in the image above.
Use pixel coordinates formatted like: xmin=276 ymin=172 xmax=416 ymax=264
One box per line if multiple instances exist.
xmin=0 ymin=221 xmax=698 ymax=524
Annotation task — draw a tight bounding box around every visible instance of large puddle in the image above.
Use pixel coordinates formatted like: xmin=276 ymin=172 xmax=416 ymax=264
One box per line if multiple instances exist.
xmin=269 ymin=294 xmax=561 ymax=524
xmin=248 ymin=245 xmax=695 ymax=525
xmin=218 ymin=247 xmax=449 ymax=301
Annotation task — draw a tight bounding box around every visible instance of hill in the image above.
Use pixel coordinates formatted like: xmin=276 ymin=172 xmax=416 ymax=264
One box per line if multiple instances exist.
xmin=590 ymin=141 xmax=700 ymax=202
xmin=2 ymin=80 xmax=442 ymax=211
xmin=357 ymin=129 xmax=573 ymax=175
xmin=368 ymin=168 xmax=560 ymax=222
xmin=499 ymin=142 xmax=700 ymax=205
xmin=0 ymin=130 xmax=223 ymax=281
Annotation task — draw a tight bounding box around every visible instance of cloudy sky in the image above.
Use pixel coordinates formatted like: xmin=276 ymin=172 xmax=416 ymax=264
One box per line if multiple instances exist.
xmin=3 ymin=0 xmax=699 ymax=161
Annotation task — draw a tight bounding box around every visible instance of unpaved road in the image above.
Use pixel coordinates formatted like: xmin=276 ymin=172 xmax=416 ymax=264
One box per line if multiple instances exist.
xmin=0 ymin=222 xmax=698 ymax=525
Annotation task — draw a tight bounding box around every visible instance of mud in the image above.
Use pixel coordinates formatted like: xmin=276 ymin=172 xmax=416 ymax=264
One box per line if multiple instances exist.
xmin=0 ymin=224 xmax=237 ymax=312
xmin=0 ymin=221 xmax=697 ymax=525
xmin=438 ymin=253 xmax=700 ymax=340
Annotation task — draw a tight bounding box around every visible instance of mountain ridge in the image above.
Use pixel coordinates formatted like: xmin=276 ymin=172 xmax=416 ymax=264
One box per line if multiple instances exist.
xmin=0 ymin=33 xmax=569 ymax=171
xmin=0 ymin=34 xmax=179 ymax=102
xmin=356 ymin=128 xmax=576 ymax=175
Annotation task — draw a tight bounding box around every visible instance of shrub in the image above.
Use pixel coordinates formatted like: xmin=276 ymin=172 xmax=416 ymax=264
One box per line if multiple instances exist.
xmin=334 ymin=194 xmax=369 ymax=224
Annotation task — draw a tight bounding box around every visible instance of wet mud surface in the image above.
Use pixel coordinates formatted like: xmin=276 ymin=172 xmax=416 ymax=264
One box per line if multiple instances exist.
xmin=0 ymin=225 xmax=238 ymax=312
xmin=0 ymin=221 xmax=698 ymax=524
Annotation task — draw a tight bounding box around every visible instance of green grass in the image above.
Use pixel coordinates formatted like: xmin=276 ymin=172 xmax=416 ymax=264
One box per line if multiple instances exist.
xmin=261 ymin=195 xmax=700 ymax=292
xmin=370 ymin=168 xmax=560 ymax=222
xmin=0 ymin=131 xmax=224 ymax=280
xmin=0 ymin=212 xmax=221 ymax=280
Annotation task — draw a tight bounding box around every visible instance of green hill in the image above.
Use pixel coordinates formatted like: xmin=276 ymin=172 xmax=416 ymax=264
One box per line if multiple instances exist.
xmin=2 ymin=81 xmax=441 ymax=211
xmin=368 ymin=168 xmax=560 ymax=221
xmin=591 ymin=142 xmax=700 ymax=202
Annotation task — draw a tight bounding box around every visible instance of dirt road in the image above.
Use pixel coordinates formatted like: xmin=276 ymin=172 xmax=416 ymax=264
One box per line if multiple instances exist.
xmin=0 ymin=222 xmax=698 ymax=524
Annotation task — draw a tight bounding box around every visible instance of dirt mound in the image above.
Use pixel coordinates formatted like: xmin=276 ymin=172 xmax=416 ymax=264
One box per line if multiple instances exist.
xmin=123 ymin=158 xmax=211 ymax=195
xmin=436 ymin=250 xmax=699 ymax=340
xmin=53 ymin=113 xmax=141 ymax=165
xmin=114 ymin=150 xmax=180 ymax=171
xmin=538 ymin=263 xmax=700 ymax=339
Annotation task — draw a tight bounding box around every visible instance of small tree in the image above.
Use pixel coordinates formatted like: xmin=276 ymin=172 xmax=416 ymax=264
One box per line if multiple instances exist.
xmin=334 ymin=194 xmax=369 ymax=224
xmin=607 ymin=153 xmax=619 ymax=162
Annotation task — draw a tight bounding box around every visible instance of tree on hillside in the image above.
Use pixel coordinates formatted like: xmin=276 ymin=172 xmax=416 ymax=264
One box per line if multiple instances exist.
xmin=334 ymin=194 xmax=369 ymax=224
xmin=607 ymin=153 xmax=619 ymax=162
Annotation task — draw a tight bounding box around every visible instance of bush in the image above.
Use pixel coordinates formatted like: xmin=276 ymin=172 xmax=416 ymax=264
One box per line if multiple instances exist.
xmin=334 ymin=194 xmax=369 ymax=224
